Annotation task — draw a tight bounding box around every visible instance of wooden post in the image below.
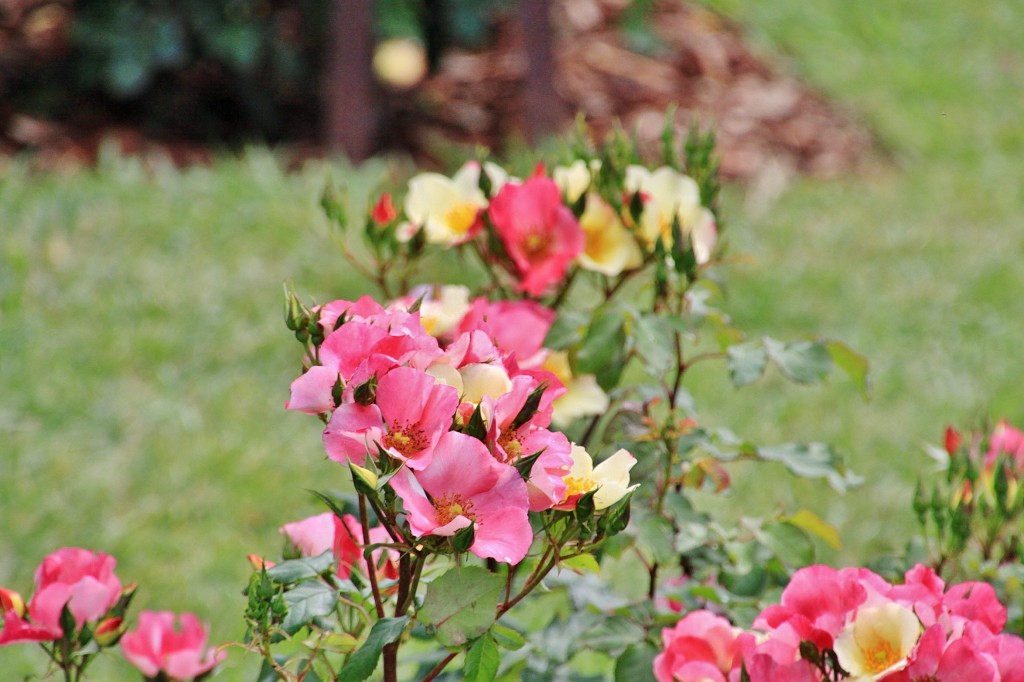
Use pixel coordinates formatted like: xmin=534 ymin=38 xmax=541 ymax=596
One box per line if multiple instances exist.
xmin=323 ymin=0 xmax=376 ymax=161
xmin=517 ymin=0 xmax=564 ymax=141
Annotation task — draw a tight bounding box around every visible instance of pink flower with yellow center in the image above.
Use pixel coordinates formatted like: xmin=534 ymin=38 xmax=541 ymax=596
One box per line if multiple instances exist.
xmin=390 ymin=431 xmax=532 ymax=564
xmin=323 ymin=366 xmax=459 ymax=469
xmin=488 ymin=177 xmax=585 ymax=297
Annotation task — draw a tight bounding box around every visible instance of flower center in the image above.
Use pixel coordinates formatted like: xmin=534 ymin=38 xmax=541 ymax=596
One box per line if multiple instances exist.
xmin=862 ymin=640 xmax=901 ymax=674
xmin=563 ymin=475 xmax=596 ymax=499
xmin=498 ymin=430 xmax=523 ymax=463
xmin=382 ymin=424 xmax=428 ymax=457
xmin=523 ymin=231 xmax=549 ymax=259
xmin=434 ymin=492 xmax=475 ymax=526
xmin=444 ymin=202 xmax=478 ymax=236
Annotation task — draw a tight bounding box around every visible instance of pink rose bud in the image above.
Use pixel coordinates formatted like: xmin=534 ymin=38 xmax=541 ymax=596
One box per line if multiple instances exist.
xmin=246 ymin=554 xmax=275 ymax=571
xmin=945 ymin=426 xmax=962 ymax=456
xmin=371 ymin=193 xmax=398 ymax=225
xmin=93 ymin=616 xmax=124 ymax=647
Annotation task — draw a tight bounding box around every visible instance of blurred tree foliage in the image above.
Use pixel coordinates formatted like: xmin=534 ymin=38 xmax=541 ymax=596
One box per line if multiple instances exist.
xmin=7 ymin=0 xmax=509 ymax=144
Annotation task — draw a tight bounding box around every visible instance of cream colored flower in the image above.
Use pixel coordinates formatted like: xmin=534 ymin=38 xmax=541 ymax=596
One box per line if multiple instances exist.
xmin=553 ymin=159 xmax=598 ymax=204
xmin=458 ymin=363 xmax=513 ymax=404
xmin=543 ymin=351 xmax=610 ymax=427
xmin=418 ymin=285 xmax=471 ymax=336
xmin=563 ymin=444 xmax=638 ymax=510
xmin=404 ymin=163 xmax=488 ymax=245
xmin=833 ymin=602 xmax=921 ymax=681
xmin=576 ymin=193 xmax=643 ymax=276
xmin=624 ymin=165 xmax=716 ymax=263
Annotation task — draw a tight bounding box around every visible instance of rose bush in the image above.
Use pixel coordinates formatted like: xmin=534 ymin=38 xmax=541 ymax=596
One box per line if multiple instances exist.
xmin=5 ymin=118 xmax=1019 ymax=682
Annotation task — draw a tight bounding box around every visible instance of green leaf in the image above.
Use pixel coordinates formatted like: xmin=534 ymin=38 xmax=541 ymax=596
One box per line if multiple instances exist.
xmin=726 ymin=342 xmax=768 ymax=386
xmin=267 ymin=551 xmax=335 ymax=584
xmin=764 ymin=521 xmax=815 ymax=567
xmin=615 ymin=643 xmax=659 ymax=682
xmin=577 ymin=615 xmax=645 ymax=651
xmin=826 ymin=340 xmax=872 ymax=399
xmin=281 ymin=581 xmax=338 ymax=635
xmin=338 ymin=616 xmax=409 ymax=682
xmin=632 ymin=313 xmax=677 ymax=374
xmin=764 ymin=338 xmax=832 ymax=384
xmin=420 ymin=567 xmax=503 ymax=647
xmin=559 ymin=554 xmax=600 ymax=574
xmin=464 ymin=633 xmax=500 ymax=682
xmin=574 ymin=307 xmax=627 ymax=390
xmin=491 ymin=623 xmax=526 ymax=650
xmin=757 ymin=442 xmax=862 ymax=492
xmin=544 ymin=310 xmax=589 ymax=350
xmin=634 ymin=511 xmax=677 ymax=565
xmin=784 ymin=509 xmax=842 ymax=550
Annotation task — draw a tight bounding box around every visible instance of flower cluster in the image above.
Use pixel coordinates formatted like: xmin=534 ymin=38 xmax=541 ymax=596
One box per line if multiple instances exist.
xmin=371 ymin=155 xmax=717 ymax=297
xmin=285 ymin=292 xmax=637 ymax=565
xmin=0 ymin=548 xmax=223 ymax=681
xmin=655 ymin=564 xmax=1024 ymax=682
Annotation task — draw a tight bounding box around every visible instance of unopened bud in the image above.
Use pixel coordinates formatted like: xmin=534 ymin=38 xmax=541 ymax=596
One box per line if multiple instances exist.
xmin=247 ymin=554 xmax=276 ymax=571
xmin=0 ymin=587 xmax=25 ymax=618
xmin=370 ymin=193 xmax=397 ymax=226
xmin=93 ymin=616 xmax=124 ymax=647
xmin=350 ymin=462 xmax=379 ymax=493
xmin=944 ymin=426 xmax=962 ymax=456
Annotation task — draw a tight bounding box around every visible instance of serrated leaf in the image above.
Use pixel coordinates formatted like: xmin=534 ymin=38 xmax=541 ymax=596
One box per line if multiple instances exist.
xmin=632 ymin=313 xmax=677 ymax=374
xmin=726 ymin=342 xmax=768 ymax=386
xmin=764 ymin=338 xmax=832 ymax=384
xmin=784 ymin=509 xmax=842 ymax=550
xmin=634 ymin=511 xmax=677 ymax=565
xmin=577 ymin=616 xmax=645 ymax=652
xmin=757 ymin=442 xmax=863 ymax=492
xmin=337 ymin=616 xmax=409 ymax=682
xmin=615 ymin=643 xmax=659 ymax=682
xmin=465 ymin=633 xmax=500 ymax=682
xmin=559 ymin=554 xmax=600 ymax=574
xmin=281 ymin=581 xmax=338 ymax=635
xmin=826 ymin=339 xmax=871 ymax=399
xmin=574 ymin=307 xmax=627 ymax=389
xmin=764 ymin=521 xmax=815 ymax=567
xmin=545 ymin=310 xmax=589 ymax=350
xmin=491 ymin=623 xmax=526 ymax=650
xmin=420 ymin=567 xmax=502 ymax=647
xmin=267 ymin=550 xmax=335 ymax=584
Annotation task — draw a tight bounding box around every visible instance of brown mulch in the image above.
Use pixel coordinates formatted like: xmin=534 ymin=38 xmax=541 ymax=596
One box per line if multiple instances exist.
xmin=1 ymin=0 xmax=872 ymax=182
xmin=415 ymin=0 xmax=873 ymax=182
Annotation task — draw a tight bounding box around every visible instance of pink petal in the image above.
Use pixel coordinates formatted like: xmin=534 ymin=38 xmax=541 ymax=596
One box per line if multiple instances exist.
xmin=323 ymin=403 xmax=384 ymax=465
xmin=286 ymin=366 xmax=339 ymax=414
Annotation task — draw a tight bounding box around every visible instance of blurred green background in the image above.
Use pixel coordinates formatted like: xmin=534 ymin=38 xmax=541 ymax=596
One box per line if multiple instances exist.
xmin=3 ymin=0 xmax=1024 ymax=678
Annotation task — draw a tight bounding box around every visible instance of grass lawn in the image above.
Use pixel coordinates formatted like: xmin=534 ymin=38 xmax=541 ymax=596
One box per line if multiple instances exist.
xmin=2 ymin=0 xmax=1024 ymax=678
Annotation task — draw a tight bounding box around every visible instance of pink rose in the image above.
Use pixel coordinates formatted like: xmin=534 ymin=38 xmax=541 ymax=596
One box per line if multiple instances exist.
xmin=389 ymin=431 xmax=533 ymax=564
xmin=121 ymin=611 xmax=224 ymax=680
xmin=488 ymin=177 xmax=584 ymax=296
xmin=654 ymin=610 xmax=742 ymax=682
